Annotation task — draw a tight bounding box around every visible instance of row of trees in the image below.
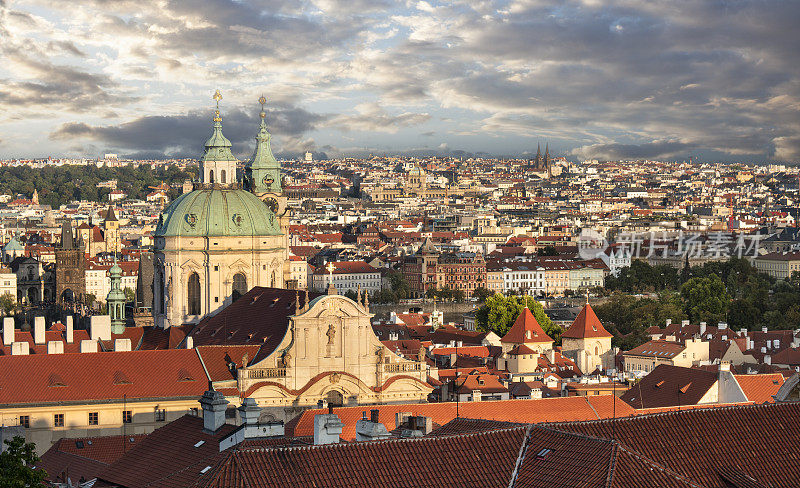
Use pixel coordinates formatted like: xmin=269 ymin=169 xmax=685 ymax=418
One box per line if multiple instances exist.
xmin=0 ymin=164 xmax=195 ymax=208
xmin=596 ymin=258 xmax=800 ymax=348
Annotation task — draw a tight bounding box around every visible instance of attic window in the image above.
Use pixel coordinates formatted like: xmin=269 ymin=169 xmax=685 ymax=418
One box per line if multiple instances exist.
xmin=48 ymin=373 xmax=67 ymax=387
xmin=113 ymin=371 xmax=132 ymax=385
xmin=75 ymin=441 xmax=84 ymax=449
xmin=655 ymin=380 xmax=665 ymax=388
xmin=535 ymin=448 xmax=552 ymax=459
xmin=526 ymin=331 xmax=531 ymax=339
xmin=177 ymin=368 xmax=195 ymax=382
xmin=200 ymin=466 xmax=212 ymax=474
xmin=194 ymin=440 xmax=205 ymax=448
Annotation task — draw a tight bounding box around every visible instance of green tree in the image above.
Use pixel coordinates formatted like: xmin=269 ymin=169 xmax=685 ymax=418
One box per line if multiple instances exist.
xmin=475 ymin=294 xmax=561 ymax=343
xmin=344 ymin=290 xmax=358 ymax=301
xmin=680 ymin=274 xmax=729 ymax=324
xmin=472 ymin=287 xmax=493 ymax=302
xmin=0 ymin=436 xmax=47 ymax=487
xmin=123 ymin=287 xmax=136 ymax=303
xmin=537 ymin=245 xmax=558 ymax=256
xmin=0 ymin=293 xmax=17 ymax=315
xmin=386 ymin=270 xmax=410 ymax=299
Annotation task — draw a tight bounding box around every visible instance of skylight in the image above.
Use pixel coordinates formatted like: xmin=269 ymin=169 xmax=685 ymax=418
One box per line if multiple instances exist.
xmin=200 ymin=466 xmax=211 ymax=474
xmin=536 ymin=448 xmax=552 ymax=459
xmin=194 ymin=440 xmax=205 ymax=448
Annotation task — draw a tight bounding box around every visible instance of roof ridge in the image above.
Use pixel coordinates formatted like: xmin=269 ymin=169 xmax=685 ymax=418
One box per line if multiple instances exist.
xmin=604 ymin=442 xmax=618 ymax=488
xmin=241 ymin=425 xmax=529 ymax=454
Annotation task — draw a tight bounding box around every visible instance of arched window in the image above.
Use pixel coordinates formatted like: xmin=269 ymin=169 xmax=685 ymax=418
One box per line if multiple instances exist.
xmin=232 ymin=273 xmax=247 ymax=301
xmin=326 ymin=390 xmax=343 ymax=407
xmin=187 ymin=272 xmax=201 ymax=315
xmin=271 ymin=270 xmax=276 ymax=287
xmin=220 ymin=169 xmax=226 ymax=184
xmin=209 ymin=170 xmax=215 ymax=184
xmin=595 ymin=345 xmax=599 ymax=356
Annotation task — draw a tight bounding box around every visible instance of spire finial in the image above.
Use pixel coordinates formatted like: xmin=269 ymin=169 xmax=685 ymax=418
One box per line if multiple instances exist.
xmin=586 ymin=290 xmax=590 ymax=305
xmin=258 ymin=95 xmax=267 ymax=119
xmin=213 ymin=89 xmax=223 ymax=122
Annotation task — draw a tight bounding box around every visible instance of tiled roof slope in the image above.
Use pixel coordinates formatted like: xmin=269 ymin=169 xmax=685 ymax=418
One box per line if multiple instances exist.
xmin=734 ymin=374 xmax=784 ymax=404
xmin=561 ymin=303 xmax=612 ymax=339
xmin=501 ymin=307 xmax=552 ymax=344
xmin=195 ymin=427 xmax=528 ymax=488
xmin=38 ymin=434 xmax=146 ymax=482
xmin=513 ymin=427 xmax=696 ymax=488
xmin=99 ymin=415 xmax=238 ymax=488
xmin=553 ymin=402 xmax=800 ymax=488
xmin=620 ymin=364 xmax=718 ymax=409
xmin=286 ymin=396 xmax=635 ymax=441
xmin=0 ymin=349 xmax=208 ymax=404
xmin=187 ymin=287 xmax=322 ymax=363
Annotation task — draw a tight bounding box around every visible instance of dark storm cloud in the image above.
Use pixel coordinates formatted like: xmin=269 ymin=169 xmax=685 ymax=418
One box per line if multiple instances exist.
xmin=572 ymin=141 xmax=700 ymax=161
xmin=49 ymin=105 xmax=328 ymax=158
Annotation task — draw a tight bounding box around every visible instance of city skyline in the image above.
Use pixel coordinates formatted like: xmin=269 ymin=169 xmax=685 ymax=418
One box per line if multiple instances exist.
xmin=1 ymin=0 xmax=799 ymax=163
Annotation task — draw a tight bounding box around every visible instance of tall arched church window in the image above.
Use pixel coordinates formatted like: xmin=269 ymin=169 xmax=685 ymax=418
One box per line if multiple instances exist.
xmin=221 ymin=170 xmax=226 ymax=184
xmin=232 ymin=273 xmax=247 ymax=301
xmin=209 ymin=170 xmax=215 ymax=184
xmin=188 ymin=272 xmax=201 ymax=315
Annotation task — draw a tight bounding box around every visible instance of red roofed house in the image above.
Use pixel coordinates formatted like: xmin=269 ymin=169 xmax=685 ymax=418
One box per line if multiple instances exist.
xmin=0 ymin=349 xmax=209 ymax=455
xmin=561 ymin=301 xmax=615 ymax=373
xmin=500 ymin=306 xmax=553 ymax=354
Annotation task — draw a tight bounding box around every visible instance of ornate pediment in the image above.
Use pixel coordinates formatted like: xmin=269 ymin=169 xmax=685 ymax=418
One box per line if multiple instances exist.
xmin=304 ymin=295 xmax=369 ymax=319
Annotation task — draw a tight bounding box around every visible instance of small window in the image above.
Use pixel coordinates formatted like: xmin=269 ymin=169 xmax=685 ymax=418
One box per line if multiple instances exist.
xmin=190 ymin=408 xmax=199 ymax=417
xmin=88 ymin=412 xmax=98 ymax=425
xmin=536 ymin=448 xmax=552 ymax=459
xmin=155 ymin=409 xmax=166 ymax=422
xmin=54 ymin=414 xmax=64 ymax=427
xmin=122 ymin=410 xmax=132 ymax=424
xmin=19 ymin=415 xmax=29 ymax=428
xmin=214 ymin=265 xmax=219 ymax=271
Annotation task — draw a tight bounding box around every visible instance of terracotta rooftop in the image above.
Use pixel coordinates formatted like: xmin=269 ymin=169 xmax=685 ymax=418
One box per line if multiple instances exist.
xmin=0 ymin=349 xmax=208 ymax=405
xmin=620 ymin=364 xmax=719 ymax=409
xmin=734 ymin=373 xmax=784 ymax=404
xmin=286 ymin=396 xmax=635 ymax=441
xmin=561 ymin=303 xmax=612 ymax=339
xmin=501 ymin=307 xmax=553 ymax=344
xmin=38 ymin=434 xmax=146 ymax=483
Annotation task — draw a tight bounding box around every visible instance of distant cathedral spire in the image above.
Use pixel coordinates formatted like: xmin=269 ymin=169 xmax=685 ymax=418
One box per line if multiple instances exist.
xmin=199 ymin=90 xmax=237 ymax=187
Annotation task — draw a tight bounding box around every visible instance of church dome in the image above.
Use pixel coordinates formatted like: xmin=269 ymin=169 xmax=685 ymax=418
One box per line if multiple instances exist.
xmin=154 ymin=188 xmax=281 ymax=238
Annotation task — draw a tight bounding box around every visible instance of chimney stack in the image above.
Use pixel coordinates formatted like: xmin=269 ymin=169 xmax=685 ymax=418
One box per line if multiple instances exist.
xmin=90 ymin=315 xmax=111 ymax=341
xmin=314 ymin=412 xmax=344 ymax=445
xmin=47 ymin=341 xmax=64 ymax=354
xmin=66 ymin=316 xmax=74 ymax=344
xmin=355 ymin=409 xmax=390 ymax=442
xmin=80 ymin=340 xmax=98 ymax=353
xmin=2 ymin=317 xmax=14 ymax=346
xmin=186 ymin=336 xmax=194 ymax=349
xmin=765 ymin=355 xmax=772 ymax=365
xmin=199 ymin=387 xmax=229 ymax=433
xmin=33 ymin=316 xmax=45 ymax=345
xmin=665 ymin=319 xmax=672 ymax=326
xmin=699 ymin=322 xmax=707 ymax=334
xmin=11 ymin=341 xmax=28 ymax=356
xmin=114 ymin=338 xmax=131 ymax=352
xmin=762 ymin=326 xmax=768 ymax=334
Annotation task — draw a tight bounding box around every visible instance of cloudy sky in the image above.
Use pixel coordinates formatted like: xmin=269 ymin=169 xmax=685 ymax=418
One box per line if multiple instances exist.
xmin=1 ymin=0 xmax=798 ymax=162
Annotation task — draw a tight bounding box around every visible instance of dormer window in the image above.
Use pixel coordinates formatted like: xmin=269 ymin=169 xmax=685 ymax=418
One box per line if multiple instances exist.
xmin=526 ymin=330 xmax=531 ymax=340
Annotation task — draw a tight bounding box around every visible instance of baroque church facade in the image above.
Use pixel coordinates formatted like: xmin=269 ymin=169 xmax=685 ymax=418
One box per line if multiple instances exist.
xmin=152 ymin=93 xmax=290 ymax=328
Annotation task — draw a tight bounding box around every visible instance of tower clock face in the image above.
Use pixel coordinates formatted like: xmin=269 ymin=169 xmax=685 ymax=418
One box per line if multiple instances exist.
xmin=265 ymin=196 xmax=279 ymax=214
xmin=263 ymin=175 xmax=275 ymax=186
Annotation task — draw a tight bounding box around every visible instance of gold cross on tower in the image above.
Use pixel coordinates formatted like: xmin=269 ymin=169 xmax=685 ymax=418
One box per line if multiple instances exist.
xmin=212 ymin=89 xmax=223 ymax=122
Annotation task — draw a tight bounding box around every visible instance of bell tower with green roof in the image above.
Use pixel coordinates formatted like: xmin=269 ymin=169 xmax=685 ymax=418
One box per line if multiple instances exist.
xmin=107 ymin=255 xmax=126 ymax=334
xmin=245 ymin=95 xmax=282 ymax=195
xmin=200 ymin=90 xmax=238 ymax=187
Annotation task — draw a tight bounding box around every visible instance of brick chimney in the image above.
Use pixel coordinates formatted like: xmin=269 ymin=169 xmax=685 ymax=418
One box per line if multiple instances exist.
xmin=65 ymin=316 xmax=74 ymax=344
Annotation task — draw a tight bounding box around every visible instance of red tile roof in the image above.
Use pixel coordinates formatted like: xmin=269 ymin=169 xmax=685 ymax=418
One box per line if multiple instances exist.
xmin=99 ymin=415 xmax=237 ymax=488
xmin=734 ymin=373 xmax=784 ymax=404
xmin=501 ymin=307 xmax=552 ymax=344
xmin=38 ymin=434 xmax=146 ymax=482
xmin=196 ymin=345 xmax=261 ymax=382
xmin=561 ymin=303 xmax=612 ymax=339
xmin=286 ymin=396 xmax=635 ymax=441
xmin=620 ymin=364 xmax=720 ymax=409
xmin=0 ymin=349 xmax=208 ymax=405
xmin=555 ymin=402 xmax=800 ymax=488
xmin=625 ymin=340 xmax=685 ymax=358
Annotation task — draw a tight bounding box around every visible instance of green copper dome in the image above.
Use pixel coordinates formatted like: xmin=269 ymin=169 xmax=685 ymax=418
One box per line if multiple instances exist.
xmin=154 ymin=188 xmax=281 ymax=238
